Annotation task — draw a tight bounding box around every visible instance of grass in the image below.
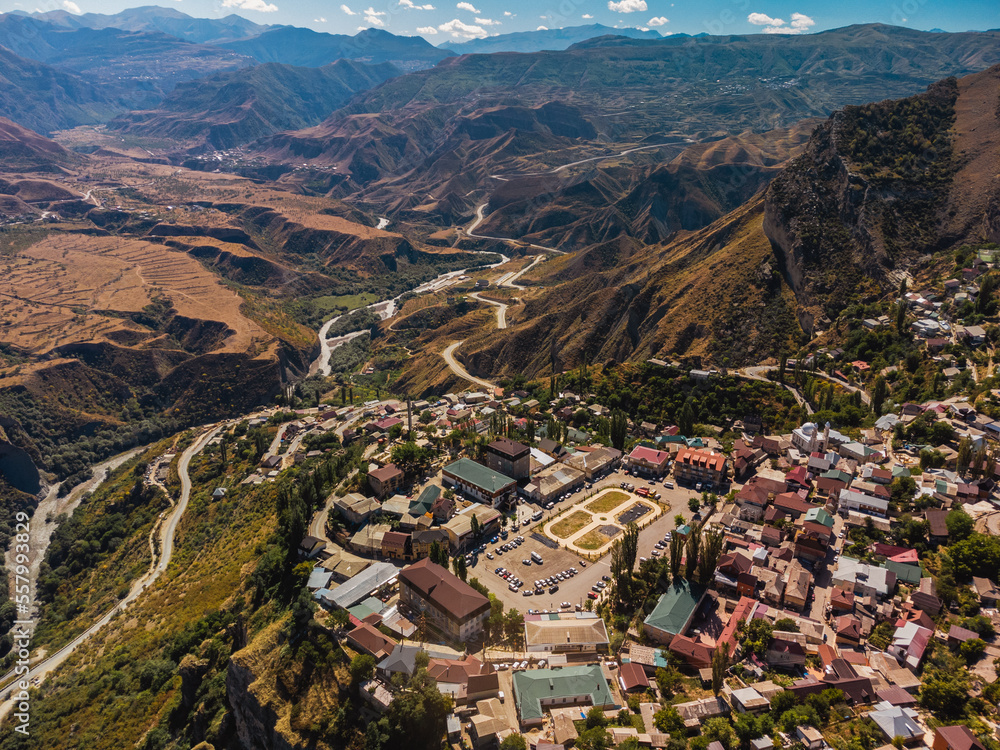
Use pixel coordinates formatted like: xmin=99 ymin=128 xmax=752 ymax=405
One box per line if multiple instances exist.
xmin=576 ymin=527 xmax=612 ymax=550
xmin=550 ymin=510 xmax=593 ymax=539
xmin=312 ymin=292 xmax=379 ymax=314
xmin=585 ymin=490 xmax=631 ymax=513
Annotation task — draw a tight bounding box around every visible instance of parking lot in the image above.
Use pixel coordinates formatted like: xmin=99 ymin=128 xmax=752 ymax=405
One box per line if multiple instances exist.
xmin=466 ymin=464 xmax=712 ymax=612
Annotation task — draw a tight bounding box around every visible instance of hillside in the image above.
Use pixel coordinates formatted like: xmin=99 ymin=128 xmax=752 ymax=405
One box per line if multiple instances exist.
xmin=0 ymin=14 xmax=255 ymax=108
xmin=393 ymin=64 xmax=1000 ymax=385
xmin=0 ymin=46 xmax=125 ymax=134
xmin=7 ymin=6 xmax=274 ymax=44
xmin=0 ymin=117 xmax=78 ymax=172
xmin=221 ymin=27 xmax=454 ymax=72
xmin=108 ymin=60 xmax=401 ymax=150
xmin=442 ymin=24 xmax=663 ymax=54
xmin=250 ymin=24 xmax=1000 ymax=225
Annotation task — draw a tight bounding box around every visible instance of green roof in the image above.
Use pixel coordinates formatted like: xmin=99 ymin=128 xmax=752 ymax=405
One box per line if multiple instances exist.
xmin=804 ymin=507 xmax=834 ymax=528
xmin=821 ymin=469 xmax=851 ymax=483
xmin=892 ymin=465 xmax=912 ymax=478
xmin=410 ymin=485 xmax=440 ymax=516
xmin=443 ymin=458 xmax=514 ymax=493
xmin=883 ymin=559 xmax=922 ymax=585
xmin=512 ymin=666 xmax=617 ymax=722
xmin=643 ymin=579 xmax=707 ymax=637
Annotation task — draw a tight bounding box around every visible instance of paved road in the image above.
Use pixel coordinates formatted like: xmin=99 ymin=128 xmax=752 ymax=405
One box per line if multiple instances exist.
xmin=492 ymin=142 xmax=676 ymax=178
xmin=0 ymin=427 xmax=218 ymax=713
xmin=441 ymin=341 xmax=496 ymax=390
xmin=464 ymin=203 xmax=565 ymax=255
xmin=469 ymin=291 xmax=507 ymax=329
xmin=737 ymin=367 xmax=815 ymax=415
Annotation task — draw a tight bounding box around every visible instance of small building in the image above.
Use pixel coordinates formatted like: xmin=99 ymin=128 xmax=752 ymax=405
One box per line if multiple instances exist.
xmin=563 ymin=446 xmax=622 ymax=479
xmin=442 ymin=458 xmax=517 ymax=508
xmin=868 ymin=701 xmax=922 ymax=745
xmin=643 ymin=579 xmax=707 ymax=644
xmin=524 ymin=612 xmax=610 ymax=653
xmin=368 ymin=463 xmax=405 ymax=499
xmin=973 ymin=576 xmax=1000 ymax=607
xmin=933 ymin=726 xmax=987 ymax=750
xmin=333 ymin=492 xmax=380 ymax=526
xmin=624 ymin=445 xmax=672 ymax=476
xmin=619 ymin=662 xmax=651 ymax=693
xmin=889 ymin=621 xmax=933 ymax=671
xmin=511 ymin=665 xmax=617 ymax=728
xmin=523 ymin=464 xmax=586 ymax=503
xmin=485 ymin=437 xmax=531 ymax=480
xmin=796 ymin=726 xmax=825 ymax=750
xmin=729 ymin=686 xmax=769 ymax=714
xmin=346 ymin=622 xmax=396 ymax=660
xmin=669 ymin=634 xmax=713 ymax=669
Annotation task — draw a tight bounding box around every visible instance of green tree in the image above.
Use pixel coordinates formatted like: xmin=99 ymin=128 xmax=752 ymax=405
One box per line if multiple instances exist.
xmin=703 ymin=717 xmax=737 ymax=750
xmin=711 ymin=641 xmax=729 ymax=695
xmin=452 ymin=554 xmax=467 ymax=582
xmin=774 ymin=618 xmax=799 ymax=633
xmin=688 ymin=497 xmax=700 ymax=513
xmin=956 ymin=438 xmax=975 ymax=475
xmin=384 ymin=666 xmax=453 ymax=750
xmin=946 ymin=507 xmax=974 ymax=542
xmin=678 ymin=400 xmax=696 ymax=436
xmin=685 ymin=529 xmax=701 ymax=580
xmin=871 ymin=376 xmax=887 ymax=416
xmin=470 ymin=513 xmax=481 ymax=540
xmin=698 ymin=526 xmax=725 ymax=585
xmin=959 ymin=637 xmax=986 ymax=665
xmin=741 ymin=618 xmax=773 ymax=658
xmin=610 ymin=409 xmax=628 ymax=451
xmin=654 ymin=706 xmax=685 ymax=734
xmin=669 ymin=533 xmax=684 ymax=579
xmin=500 ymin=735 xmax=528 ymax=750
xmin=586 ymin=706 xmax=607 ymax=729
xmin=895 ymin=300 xmax=907 ymax=335
xmin=350 ymin=653 xmax=376 ymax=684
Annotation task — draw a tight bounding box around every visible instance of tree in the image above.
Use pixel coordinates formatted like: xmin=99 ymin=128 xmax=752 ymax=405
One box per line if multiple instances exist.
xmin=678 ymin=400 xmax=696 ymax=436
xmin=774 ymin=618 xmax=799 ymax=633
xmin=669 ymin=533 xmax=684 ymax=579
xmin=711 ymin=641 xmax=729 ymax=695
xmin=452 ymin=554 xmax=467 ymax=582
xmin=740 ymin=618 xmax=773 ymax=658
xmin=698 ymin=526 xmax=725 ymax=585
xmin=470 ymin=513 xmax=481 ymax=540
xmin=653 ymin=706 xmax=685 ymax=734
xmin=674 ymin=514 xmax=685 ymax=527
xmin=977 ymin=273 xmax=997 ymax=315
xmin=702 ymin=717 xmax=737 ymax=750
xmin=384 ymin=666 xmax=453 ymax=750
xmin=350 ymin=653 xmax=376 ymax=684
xmin=391 ymin=441 xmax=433 ymax=476
xmin=956 ymin=437 xmax=975 ymax=475
xmin=959 ymin=638 xmax=986 ymax=665
xmin=688 ymin=497 xmax=700 ymax=513
xmin=610 ymin=409 xmax=628 ymax=451
xmin=871 ymin=376 xmax=887 ymax=416
xmin=946 ymin=507 xmax=974 ymax=543
xmin=895 ymin=300 xmax=907 ymax=335
xmin=899 ymin=277 xmax=907 ymax=298
xmin=685 ymin=529 xmax=701 ymax=580
xmin=586 ymin=706 xmax=607 ymax=729
xmin=500 ymin=735 xmax=528 ymax=750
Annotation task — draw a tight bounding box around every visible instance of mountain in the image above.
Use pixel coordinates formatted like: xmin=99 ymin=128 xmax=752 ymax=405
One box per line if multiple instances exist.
xmin=441 ymin=24 xmax=663 ymax=54
xmin=251 ymin=24 xmax=1000 ymax=229
xmin=424 ymin=64 xmax=1000 ymax=383
xmin=108 ymin=60 xmax=401 ymax=150
xmin=0 ymin=14 xmax=255 ymax=108
xmin=7 ymin=5 xmax=274 ymax=44
xmin=0 ymin=117 xmax=77 ymax=171
xmin=220 ymin=27 xmax=454 ymax=72
xmin=0 ymin=45 xmax=125 ymax=134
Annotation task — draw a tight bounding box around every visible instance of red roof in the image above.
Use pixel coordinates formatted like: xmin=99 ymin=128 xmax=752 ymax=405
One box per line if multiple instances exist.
xmin=719 ymin=596 xmax=756 ymax=652
xmin=785 ymin=466 xmax=811 ymax=486
xmin=370 ymin=463 xmax=403 ymax=482
xmin=619 ymin=662 xmax=650 ymax=691
xmin=889 ymin=549 xmax=919 ymax=564
xmin=399 ymin=558 xmax=490 ymax=621
xmin=675 ymin=447 xmax=726 ymax=472
xmin=628 ymin=445 xmax=671 ymax=466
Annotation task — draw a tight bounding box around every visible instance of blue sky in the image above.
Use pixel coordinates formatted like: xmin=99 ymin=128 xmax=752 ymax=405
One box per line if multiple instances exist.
xmin=3 ymin=0 xmax=998 ymax=42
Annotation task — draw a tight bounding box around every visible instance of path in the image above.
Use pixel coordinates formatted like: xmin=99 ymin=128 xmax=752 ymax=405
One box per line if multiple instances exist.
xmin=463 ymin=203 xmax=565 ymax=255
xmin=469 ymin=291 xmax=507 ymax=329
xmin=736 ymin=366 xmax=815 ymax=415
xmin=0 ymin=426 xmax=219 ymax=712
xmin=491 ymin=142 xmax=675 ymax=178
xmin=441 ymin=341 xmax=496 ymax=390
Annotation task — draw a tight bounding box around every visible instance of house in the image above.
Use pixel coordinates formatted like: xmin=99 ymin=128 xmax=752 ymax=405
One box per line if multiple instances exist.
xmin=619 ymin=662 xmax=651 ymax=693
xmin=729 ymin=686 xmax=769 ymax=714
xmin=832 ymin=558 xmax=896 ymax=599
xmin=972 ymin=576 xmax=1000 ymax=607
xmin=299 ymin=535 xmax=326 ymax=559
xmin=767 ymin=638 xmax=806 ymax=670
xmin=933 ymin=726 xmax=987 ymax=750
xmin=783 ymin=564 xmax=812 ymax=610
xmin=643 ymin=580 xmax=707 ymax=644
xmin=443 ymin=458 xmax=517 ymax=508
xmin=511 ymin=665 xmax=617 ymax=727
xmin=442 ymin=504 xmax=501 ymax=551
xmin=470 ymin=699 xmax=508 ymax=748
xmin=838 ymin=489 xmax=889 ymax=517
xmin=381 ymin=531 xmax=412 ymax=560
xmin=346 ymin=622 xmax=396 ymax=660
xmin=876 ymin=687 xmax=919 ymax=708
xmin=674 ymin=448 xmax=728 ymax=487
xmin=868 ymin=702 xmax=922 ymax=745
xmin=834 ymin=615 xmax=862 ymax=646
xmin=523 ymin=464 xmax=586 ymax=503
xmin=523 ymin=612 xmax=610 ymax=653
xmin=796 ymin=726 xmax=825 ymax=750
xmin=910 ymin=577 xmax=943 ymax=614
xmin=411 ymin=528 xmax=449 ymax=559
xmin=485 ymin=438 xmax=531 ymax=480
xmin=669 ymin=634 xmax=713 ymax=669
xmin=926 ymin=509 xmax=950 ymax=544
xmin=369 ymin=464 xmax=404 ymax=499
xmin=816 ymin=469 xmax=851 ymax=500
xmin=624 ymin=445 xmax=672 ymax=476
xmin=398 ymin=558 xmax=491 ymax=641
xmin=889 ymin=621 xmax=933 ymax=671
xmin=563 ymin=446 xmax=622 ymax=479
xmin=333 ymin=493 xmax=380 ymax=526
xmin=947 ymin=624 xmax=980 ymax=647
xmin=773 ymin=492 xmax=812 ymax=519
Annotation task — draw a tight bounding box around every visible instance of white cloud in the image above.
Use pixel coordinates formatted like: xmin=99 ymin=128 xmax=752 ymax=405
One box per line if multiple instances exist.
xmin=607 ymin=0 xmax=646 ymax=13
xmin=61 ymin=0 xmax=81 ymax=12
xmin=582 ymin=13 xmax=593 ymax=18
xmin=222 ymin=0 xmax=278 ymax=11
xmin=439 ymin=18 xmax=487 ymax=37
xmin=314 ymin=16 xmax=327 ymax=22
xmin=476 ymin=17 xmax=501 ymax=25
xmin=503 ymin=10 xmax=513 ymax=15
xmin=417 ymin=25 xmax=438 ymax=33
xmin=789 ymin=12 xmax=815 ymax=31
xmin=747 ymin=12 xmax=783 ymax=26
xmin=537 ymin=25 xmax=548 ymax=30
xmin=456 ymin=1 xmax=480 ymax=12
xmin=748 ymin=11 xmax=815 ymax=34
xmin=399 ymin=0 xmax=435 ymax=8
xmin=363 ymin=7 xmax=387 ymax=25
xmin=341 ymin=4 xmax=357 ymax=14
xmin=647 ymin=15 xmax=668 ymax=26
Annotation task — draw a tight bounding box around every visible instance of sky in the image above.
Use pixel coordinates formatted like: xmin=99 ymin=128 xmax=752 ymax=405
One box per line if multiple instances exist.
xmin=2 ymin=0 xmax=998 ymax=43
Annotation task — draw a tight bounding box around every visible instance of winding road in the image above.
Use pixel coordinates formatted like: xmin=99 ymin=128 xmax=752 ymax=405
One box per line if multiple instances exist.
xmin=441 ymin=342 xmax=496 ymax=391
xmin=0 ymin=426 xmax=219 ymax=714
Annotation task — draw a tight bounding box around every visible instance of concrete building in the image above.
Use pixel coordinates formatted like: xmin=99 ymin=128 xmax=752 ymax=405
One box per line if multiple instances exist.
xmin=512 ymin=665 xmax=617 ymax=727
xmin=443 ymin=458 xmax=517 ymax=508
xmin=398 ymin=558 xmax=490 ymax=642
xmin=563 ymin=446 xmax=622 ymax=479
xmin=523 ymin=612 xmax=610 ymax=654
xmin=624 ymin=445 xmax=671 ymax=476
xmin=674 ymin=447 xmax=727 ymax=487
xmin=369 ymin=463 xmax=404 ymax=499
xmin=643 ymin=580 xmax=707 ymax=644
xmin=523 ymin=464 xmax=586 ymax=503
xmin=485 ymin=437 xmax=531 ymax=480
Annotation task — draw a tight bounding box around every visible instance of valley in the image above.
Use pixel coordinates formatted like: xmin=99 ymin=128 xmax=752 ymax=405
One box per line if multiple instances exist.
xmin=1 ymin=6 xmax=1000 ymax=750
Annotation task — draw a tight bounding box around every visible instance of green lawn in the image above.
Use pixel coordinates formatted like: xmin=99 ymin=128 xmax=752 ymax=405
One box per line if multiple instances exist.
xmin=550 ymin=510 xmax=593 ymax=539
xmin=585 ymin=490 xmax=631 ymax=514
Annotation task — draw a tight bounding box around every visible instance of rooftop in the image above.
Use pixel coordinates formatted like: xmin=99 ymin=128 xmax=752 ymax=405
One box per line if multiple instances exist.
xmin=644 ymin=579 xmax=707 ymax=637
xmin=399 ymin=558 xmax=490 ymax=621
xmin=443 ymin=457 xmax=515 ymax=493
xmin=512 ymin=665 xmax=616 ymax=722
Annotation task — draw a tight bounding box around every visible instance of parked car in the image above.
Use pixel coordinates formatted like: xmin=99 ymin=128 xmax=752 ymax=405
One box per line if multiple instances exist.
xmin=588 ymin=591 xmax=599 ymax=599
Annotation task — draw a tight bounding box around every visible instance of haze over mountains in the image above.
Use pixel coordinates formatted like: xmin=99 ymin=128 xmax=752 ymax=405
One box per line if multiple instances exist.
xmin=441 ymin=23 xmax=665 ymax=54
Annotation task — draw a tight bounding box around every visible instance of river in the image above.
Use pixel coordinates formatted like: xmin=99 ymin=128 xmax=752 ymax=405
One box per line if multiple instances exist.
xmin=309 ymin=249 xmax=509 ymax=376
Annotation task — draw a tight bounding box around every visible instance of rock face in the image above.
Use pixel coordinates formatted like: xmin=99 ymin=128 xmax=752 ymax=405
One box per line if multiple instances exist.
xmin=226 ymin=651 xmax=294 ymax=750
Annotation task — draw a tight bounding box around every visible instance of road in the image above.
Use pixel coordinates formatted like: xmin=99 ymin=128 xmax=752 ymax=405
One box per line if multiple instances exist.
xmin=736 ymin=366 xmax=814 ymax=415
xmin=441 ymin=341 xmax=496 ymax=390
xmin=464 ymin=203 xmax=565 ymax=255
xmin=469 ymin=291 xmax=507 ymax=329
xmin=492 ymin=142 xmax=676 ymax=178
xmin=0 ymin=427 xmax=219 ymax=713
